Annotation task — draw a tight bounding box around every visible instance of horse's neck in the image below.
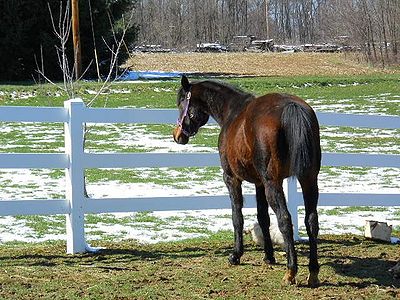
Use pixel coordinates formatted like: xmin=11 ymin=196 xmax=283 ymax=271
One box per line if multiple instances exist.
xmin=201 ymin=84 xmax=253 ymax=126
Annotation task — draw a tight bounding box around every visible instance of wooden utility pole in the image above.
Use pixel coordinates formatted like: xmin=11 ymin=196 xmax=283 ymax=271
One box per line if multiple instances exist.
xmin=71 ymin=0 xmax=82 ymax=79
xmin=265 ymin=0 xmax=269 ymax=39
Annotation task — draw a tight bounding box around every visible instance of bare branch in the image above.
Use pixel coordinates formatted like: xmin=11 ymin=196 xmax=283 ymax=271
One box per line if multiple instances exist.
xmin=86 ymin=7 xmax=135 ymax=107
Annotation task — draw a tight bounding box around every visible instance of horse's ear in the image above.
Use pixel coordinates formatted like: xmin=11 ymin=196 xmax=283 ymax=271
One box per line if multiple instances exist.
xmin=181 ymin=75 xmax=191 ymax=91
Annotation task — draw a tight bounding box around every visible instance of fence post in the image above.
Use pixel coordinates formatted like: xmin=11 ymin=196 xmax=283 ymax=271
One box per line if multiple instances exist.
xmin=64 ymin=98 xmax=87 ymax=254
xmin=286 ymin=177 xmax=300 ymax=241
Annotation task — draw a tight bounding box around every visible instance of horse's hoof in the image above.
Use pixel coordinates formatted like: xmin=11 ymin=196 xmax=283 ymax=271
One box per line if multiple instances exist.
xmin=263 ymin=256 xmax=276 ymax=265
xmin=281 ymin=277 xmax=296 ymax=286
xmin=307 ymin=272 xmax=320 ymax=288
xmin=281 ymin=269 xmax=296 ymax=286
xmin=228 ymin=253 xmax=240 ymax=265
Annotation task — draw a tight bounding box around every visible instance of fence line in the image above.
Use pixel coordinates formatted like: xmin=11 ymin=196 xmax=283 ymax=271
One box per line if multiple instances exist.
xmin=0 ymin=98 xmax=399 ymax=253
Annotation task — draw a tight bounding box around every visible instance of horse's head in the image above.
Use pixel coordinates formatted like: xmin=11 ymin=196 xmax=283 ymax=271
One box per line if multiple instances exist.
xmin=173 ymin=75 xmax=209 ymax=145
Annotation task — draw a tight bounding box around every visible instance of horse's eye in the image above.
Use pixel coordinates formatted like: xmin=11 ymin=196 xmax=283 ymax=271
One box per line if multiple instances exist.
xmin=189 ymin=112 xmax=194 ymax=119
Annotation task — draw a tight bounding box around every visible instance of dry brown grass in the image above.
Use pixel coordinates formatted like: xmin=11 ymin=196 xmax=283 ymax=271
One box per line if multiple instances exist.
xmin=125 ymin=52 xmax=396 ymax=77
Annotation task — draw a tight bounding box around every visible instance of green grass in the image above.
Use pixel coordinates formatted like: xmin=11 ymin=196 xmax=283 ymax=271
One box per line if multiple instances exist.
xmin=84 ymin=167 xmax=222 ymax=189
xmin=132 ymin=211 xmax=167 ymax=224
xmin=85 ymin=214 xmax=125 ymax=225
xmin=321 ymin=206 xmax=389 ymax=216
xmin=13 ymin=215 xmax=65 ymax=237
xmin=1 ymin=74 xmax=399 ymax=112
xmin=392 ymin=226 xmax=400 ymax=236
xmin=0 ymin=234 xmax=399 ymax=299
xmin=225 ymin=75 xmax=400 ymax=115
xmin=320 ymin=126 xmax=400 ymax=154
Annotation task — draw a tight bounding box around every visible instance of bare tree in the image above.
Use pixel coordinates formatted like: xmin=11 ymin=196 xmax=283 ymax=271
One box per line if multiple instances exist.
xmin=133 ymin=0 xmax=399 ymax=65
xmin=36 ymin=1 xmax=76 ymax=98
xmin=37 ymin=1 xmax=135 ymax=197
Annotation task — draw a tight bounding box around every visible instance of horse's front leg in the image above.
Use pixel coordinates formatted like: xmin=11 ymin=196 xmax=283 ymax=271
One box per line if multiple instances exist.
xmin=223 ymin=171 xmax=244 ymax=265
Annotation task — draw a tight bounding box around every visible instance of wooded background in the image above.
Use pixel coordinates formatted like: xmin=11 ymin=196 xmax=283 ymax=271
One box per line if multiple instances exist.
xmin=135 ymin=0 xmax=399 ymax=65
xmin=0 ymin=0 xmax=398 ymax=81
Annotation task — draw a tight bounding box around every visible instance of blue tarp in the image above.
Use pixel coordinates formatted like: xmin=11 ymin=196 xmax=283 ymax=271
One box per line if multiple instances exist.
xmin=118 ymin=71 xmax=182 ymax=81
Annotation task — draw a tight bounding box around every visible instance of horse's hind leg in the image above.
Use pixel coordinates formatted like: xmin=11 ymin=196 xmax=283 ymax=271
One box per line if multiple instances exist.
xmin=264 ymin=179 xmax=297 ymax=285
xmin=255 ymin=184 xmax=276 ymax=264
xmin=223 ymin=172 xmax=244 ymax=265
xmin=299 ymin=175 xmax=320 ymax=287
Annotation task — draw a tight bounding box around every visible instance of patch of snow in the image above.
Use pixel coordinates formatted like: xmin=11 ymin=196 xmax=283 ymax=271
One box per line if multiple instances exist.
xmin=85 ymin=88 xmax=131 ymax=95
xmin=10 ymin=91 xmax=36 ymax=100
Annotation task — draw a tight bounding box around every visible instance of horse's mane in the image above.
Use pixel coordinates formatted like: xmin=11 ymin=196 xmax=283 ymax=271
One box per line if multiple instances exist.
xmin=199 ymin=80 xmax=254 ymax=101
xmin=194 ymin=79 xmax=255 ymax=123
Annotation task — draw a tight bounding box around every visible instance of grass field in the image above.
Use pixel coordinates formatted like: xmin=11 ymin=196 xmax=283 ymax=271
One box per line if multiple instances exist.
xmin=0 ymin=234 xmax=399 ymax=299
xmin=1 ymin=72 xmax=399 ymax=112
xmin=0 ymin=52 xmax=399 ymax=298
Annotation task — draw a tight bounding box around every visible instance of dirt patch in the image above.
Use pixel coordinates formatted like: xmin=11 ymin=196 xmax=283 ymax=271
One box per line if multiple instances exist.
xmin=125 ymin=52 xmax=395 ymax=77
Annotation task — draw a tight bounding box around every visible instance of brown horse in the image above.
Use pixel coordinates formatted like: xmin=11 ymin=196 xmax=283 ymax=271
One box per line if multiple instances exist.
xmin=173 ymin=75 xmax=321 ymax=287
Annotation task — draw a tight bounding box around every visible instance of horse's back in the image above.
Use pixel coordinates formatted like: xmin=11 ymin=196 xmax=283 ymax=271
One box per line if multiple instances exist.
xmin=221 ymin=93 xmax=320 ymax=183
xmin=252 ymin=93 xmax=314 ymax=116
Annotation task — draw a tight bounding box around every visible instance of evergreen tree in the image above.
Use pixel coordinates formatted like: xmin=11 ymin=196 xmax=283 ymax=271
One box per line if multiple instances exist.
xmin=0 ymin=0 xmax=137 ymax=81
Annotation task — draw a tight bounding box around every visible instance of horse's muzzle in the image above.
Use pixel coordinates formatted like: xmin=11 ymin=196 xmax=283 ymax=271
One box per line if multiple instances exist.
xmin=173 ymin=126 xmax=189 ymax=145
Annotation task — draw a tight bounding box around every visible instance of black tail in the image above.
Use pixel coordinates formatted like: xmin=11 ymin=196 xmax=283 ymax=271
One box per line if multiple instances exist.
xmin=281 ymin=102 xmax=321 ymax=177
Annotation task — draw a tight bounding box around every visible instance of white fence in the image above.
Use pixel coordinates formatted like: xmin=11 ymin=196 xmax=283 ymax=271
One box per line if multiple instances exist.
xmin=0 ymin=98 xmax=399 ymax=253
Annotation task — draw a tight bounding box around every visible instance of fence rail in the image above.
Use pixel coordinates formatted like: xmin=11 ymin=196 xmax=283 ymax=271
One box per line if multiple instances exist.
xmin=0 ymin=98 xmax=399 ymax=253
